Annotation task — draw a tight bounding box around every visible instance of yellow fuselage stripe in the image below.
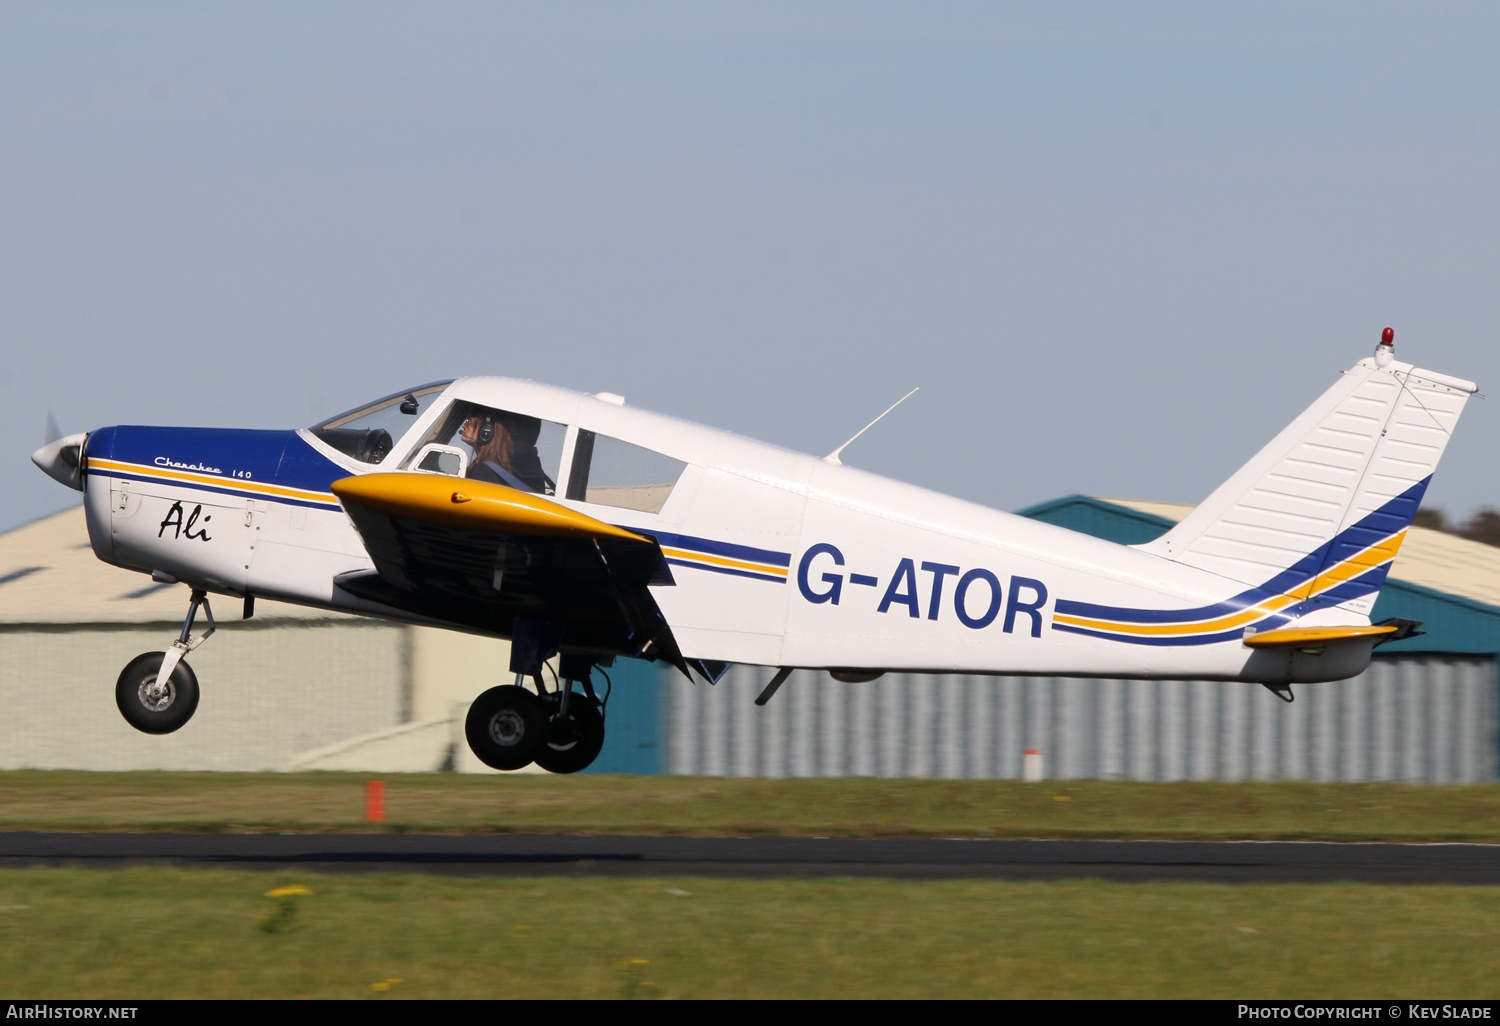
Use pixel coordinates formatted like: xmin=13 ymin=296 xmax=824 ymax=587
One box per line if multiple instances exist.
xmin=1055 ymin=529 xmax=1409 ymax=638
xmin=89 ymin=458 xmax=338 ymax=505
xmin=661 ymin=546 xmax=789 ymax=577
xmin=1054 ymin=594 xmax=1295 ymax=636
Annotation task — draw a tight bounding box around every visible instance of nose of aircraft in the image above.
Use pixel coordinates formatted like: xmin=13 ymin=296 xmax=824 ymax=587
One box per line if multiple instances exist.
xmin=31 ymin=431 xmax=88 ymax=491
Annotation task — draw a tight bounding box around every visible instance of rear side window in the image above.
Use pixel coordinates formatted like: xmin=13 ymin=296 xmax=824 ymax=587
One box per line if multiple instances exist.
xmin=566 ymin=431 xmax=686 ymax=514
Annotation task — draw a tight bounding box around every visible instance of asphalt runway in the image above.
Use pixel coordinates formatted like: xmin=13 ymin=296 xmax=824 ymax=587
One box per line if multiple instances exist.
xmin=3 ymin=832 xmax=1500 ymax=883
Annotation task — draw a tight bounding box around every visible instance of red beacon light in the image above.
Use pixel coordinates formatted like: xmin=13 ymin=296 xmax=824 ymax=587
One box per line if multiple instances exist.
xmin=1375 ymin=327 xmax=1396 ymax=367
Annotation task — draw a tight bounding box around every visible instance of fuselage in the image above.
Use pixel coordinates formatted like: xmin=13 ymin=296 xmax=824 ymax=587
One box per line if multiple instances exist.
xmin=75 ymin=376 xmax=1376 ymax=685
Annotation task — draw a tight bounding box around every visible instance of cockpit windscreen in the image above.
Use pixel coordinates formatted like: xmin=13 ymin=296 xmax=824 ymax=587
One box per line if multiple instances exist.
xmin=309 ymin=382 xmax=452 ymax=464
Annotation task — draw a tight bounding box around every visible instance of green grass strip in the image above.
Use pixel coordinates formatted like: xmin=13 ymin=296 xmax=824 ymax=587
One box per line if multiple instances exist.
xmin=1 ymin=867 xmax=1499 ymax=998
xmin=3 ymin=771 xmax=1500 ymax=841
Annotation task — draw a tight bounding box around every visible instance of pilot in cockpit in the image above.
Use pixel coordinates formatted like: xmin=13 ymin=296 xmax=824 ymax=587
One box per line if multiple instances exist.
xmin=460 ymin=411 xmax=556 ymax=494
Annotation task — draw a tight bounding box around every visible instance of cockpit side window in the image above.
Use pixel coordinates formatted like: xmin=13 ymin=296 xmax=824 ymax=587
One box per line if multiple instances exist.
xmin=403 ymin=400 xmax=565 ymax=495
xmin=566 ymin=431 xmax=686 ymax=514
xmin=310 ymin=382 xmax=451 ymax=465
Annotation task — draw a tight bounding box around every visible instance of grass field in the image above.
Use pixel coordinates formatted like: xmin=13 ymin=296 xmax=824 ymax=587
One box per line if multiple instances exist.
xmin=6 ymin=774 xmax=1500 ymax=998
xmin=1 ymin=867 xmax=1498 ymax=999
xmin=3 ymin=771 xmax=1500 ymax=841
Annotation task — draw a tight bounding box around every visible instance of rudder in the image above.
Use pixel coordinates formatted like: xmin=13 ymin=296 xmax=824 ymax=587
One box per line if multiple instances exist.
xmin=1137 ymin=334 xmax=1476 ymax=617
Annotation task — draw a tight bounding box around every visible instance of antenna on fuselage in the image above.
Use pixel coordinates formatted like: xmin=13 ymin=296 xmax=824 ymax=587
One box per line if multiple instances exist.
xmin=823 ymin=386 xmax=919 ymax=466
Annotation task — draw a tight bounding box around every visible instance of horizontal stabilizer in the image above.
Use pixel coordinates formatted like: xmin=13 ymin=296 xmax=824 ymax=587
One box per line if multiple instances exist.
xmin=1242 ymin=624 xmax=1398 ymax=649
xmin=331 ymin=473 xmax=649 ymax=541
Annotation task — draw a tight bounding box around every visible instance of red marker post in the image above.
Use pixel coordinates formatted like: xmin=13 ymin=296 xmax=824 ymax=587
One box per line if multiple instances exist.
xmin=366 ymin=780 xmax=386 ymax=823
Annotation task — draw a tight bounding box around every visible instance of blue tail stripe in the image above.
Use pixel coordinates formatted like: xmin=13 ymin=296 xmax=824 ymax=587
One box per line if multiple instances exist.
xmin=1049 ymin=565 xmax=1395 ymax=646
xmin=1053 ymin=477 xmax=1428 ymax=626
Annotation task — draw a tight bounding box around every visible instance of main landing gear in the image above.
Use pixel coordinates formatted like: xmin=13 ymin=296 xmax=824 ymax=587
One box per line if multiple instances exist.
xmin=465 ymin=625 xmax=608 ymax=773
xmin=116 ymin=589 xmax=215 ymax=734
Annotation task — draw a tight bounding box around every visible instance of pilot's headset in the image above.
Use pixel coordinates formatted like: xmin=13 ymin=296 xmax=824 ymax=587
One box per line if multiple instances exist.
xmin=475 ymin=415 xmax=496 ymax=445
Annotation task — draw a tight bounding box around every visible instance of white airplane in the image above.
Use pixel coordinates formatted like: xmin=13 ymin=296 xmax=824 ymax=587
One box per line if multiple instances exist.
xmin=31 ymin=330 xmax=1476 ymax=773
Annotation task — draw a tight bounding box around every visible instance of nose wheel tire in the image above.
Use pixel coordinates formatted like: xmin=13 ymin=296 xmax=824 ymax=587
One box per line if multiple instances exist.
xmin=533 ymin=694 xmax=606 ymax=774
xmin=115 ymin=651 xmax=201 ymax=735
xmin=465 ymin=685 xmax=548 ymax=770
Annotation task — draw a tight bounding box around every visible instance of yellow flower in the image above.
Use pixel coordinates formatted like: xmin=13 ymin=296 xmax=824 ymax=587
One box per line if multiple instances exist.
xmin=265 ymin=885 xmax=312 ymax=899
xmin=372 ymin=978 xmax=404 ymax=992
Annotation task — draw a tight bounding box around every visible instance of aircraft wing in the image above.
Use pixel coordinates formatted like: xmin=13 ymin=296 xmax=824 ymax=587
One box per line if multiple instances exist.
xmin=329 ymin=473 xmax=684 ymax=667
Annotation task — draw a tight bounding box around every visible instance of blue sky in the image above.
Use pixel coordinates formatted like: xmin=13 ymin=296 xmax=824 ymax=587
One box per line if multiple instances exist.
xmin=3 ymin=2 xmax=1499 ymax=531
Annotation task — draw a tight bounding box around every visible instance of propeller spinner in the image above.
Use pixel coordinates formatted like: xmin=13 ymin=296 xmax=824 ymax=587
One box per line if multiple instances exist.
xmin=32 ymin=431 xmax=88 ymax=491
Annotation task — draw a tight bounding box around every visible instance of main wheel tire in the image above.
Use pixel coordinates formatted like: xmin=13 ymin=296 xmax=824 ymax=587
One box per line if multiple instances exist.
xmin=465 ymin=685 xmax=548 ymax=770
xmin=533 ymin=693 xmax=605 ymax=774
xmin=115 ymin=651 xmax=200 ymax=735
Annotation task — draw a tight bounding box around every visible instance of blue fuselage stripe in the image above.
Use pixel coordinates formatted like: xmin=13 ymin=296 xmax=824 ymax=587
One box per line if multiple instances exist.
xmin=648 ymin=530 xmax=791 ymax=568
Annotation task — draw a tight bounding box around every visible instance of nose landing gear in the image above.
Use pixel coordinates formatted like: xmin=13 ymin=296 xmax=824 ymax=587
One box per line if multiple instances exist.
xmin=115 ymin=589 xmax=215 ymax=734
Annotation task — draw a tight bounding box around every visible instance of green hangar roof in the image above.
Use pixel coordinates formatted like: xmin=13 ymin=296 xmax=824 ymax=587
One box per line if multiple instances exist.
xmin=1019 ymin=495 xmax=1500 ymax=656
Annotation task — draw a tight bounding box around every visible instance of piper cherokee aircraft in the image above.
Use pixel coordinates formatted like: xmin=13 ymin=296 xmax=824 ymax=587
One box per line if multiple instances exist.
xmin=30 ymin=329 xmax=1476 ymax=772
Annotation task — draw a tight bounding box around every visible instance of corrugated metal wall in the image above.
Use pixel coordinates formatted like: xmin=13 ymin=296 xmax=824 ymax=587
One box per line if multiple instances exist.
xmin=1372 ymin=581 xmax=1500 ymax=655
xmin=665 ymin=656 xmax=1498 ymax=783
xmin=582 ymin=656 xmax=664 ymax=774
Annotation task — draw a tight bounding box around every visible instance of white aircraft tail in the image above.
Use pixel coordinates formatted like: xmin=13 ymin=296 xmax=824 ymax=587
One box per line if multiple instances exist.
xmin=1136 ymin=334 xmax=1477 ymax=616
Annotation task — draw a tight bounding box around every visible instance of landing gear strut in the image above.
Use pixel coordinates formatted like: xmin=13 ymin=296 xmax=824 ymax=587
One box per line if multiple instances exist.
xmin=534 ymin=660 xmax=606 ymax=774
xmin=115 ymin=589 xmax=215 ymax=734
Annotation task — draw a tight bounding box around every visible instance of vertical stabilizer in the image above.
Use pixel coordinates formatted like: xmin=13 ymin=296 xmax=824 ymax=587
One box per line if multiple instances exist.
xmin=1137 ymin=334 xmax=1476 ymax=616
